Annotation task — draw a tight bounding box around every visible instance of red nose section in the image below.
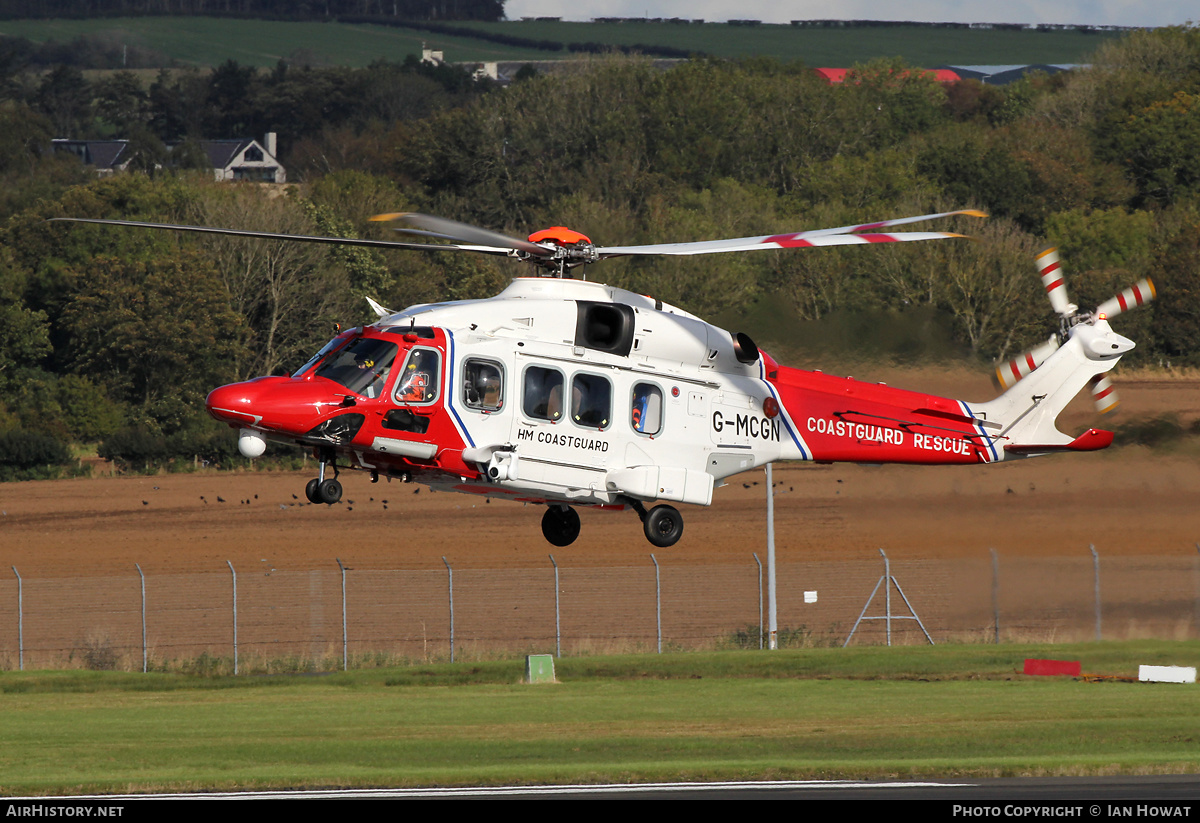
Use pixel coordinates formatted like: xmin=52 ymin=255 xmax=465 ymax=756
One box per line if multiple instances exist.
xmin=206 ymin=376 xmax=351 ymax=435
xmin=206 ymin=379 xmax=279 ymax=426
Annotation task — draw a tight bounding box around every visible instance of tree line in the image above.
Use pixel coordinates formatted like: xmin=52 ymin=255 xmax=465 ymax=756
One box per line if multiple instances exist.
xmin=1 ymin=25 xmax=1198 ymax=475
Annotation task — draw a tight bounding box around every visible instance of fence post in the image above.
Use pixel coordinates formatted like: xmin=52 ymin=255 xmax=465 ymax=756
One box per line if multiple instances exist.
xmin=753 ymin=552 xmax=763 ymax=650
xmin=549 ymin=554 xmax=560 ymax=658
xmin=227 ymin=560 xmax=238 ymax=675
xmin=337 ymin=558 xmax=347 ymax=672
xmin=990 ymin=548 xmax=999 ymax=644
xmin=136 ymin=563 xmax=146 ymax=673
xmin=1090 ymin=544 xmax=1101 ymax=641
xmin=443 ymin=556 xmax=454 ymax=663
xmin=12 ymin=566 xmax=21 ymax=671
xmin=651 ymin=554 xmax=661 ymax=654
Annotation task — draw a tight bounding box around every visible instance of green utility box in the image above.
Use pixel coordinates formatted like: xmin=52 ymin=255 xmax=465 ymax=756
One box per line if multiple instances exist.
xmin=525 ymin=654 xmax=555 ymax=684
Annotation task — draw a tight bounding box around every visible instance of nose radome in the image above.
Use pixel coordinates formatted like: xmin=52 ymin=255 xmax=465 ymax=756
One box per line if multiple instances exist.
xmin=206 ymin=382 xmax=264 ymax=425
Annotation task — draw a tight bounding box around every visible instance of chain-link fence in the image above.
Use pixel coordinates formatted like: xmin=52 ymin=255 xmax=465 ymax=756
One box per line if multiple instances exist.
xmin=3 ymin=548 xmax=1199 ymax=671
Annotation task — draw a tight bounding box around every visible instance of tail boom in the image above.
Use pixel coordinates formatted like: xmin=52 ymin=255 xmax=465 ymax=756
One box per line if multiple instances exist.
xmin=763 ymin=320 xmax=1127 ymax=466
xmin=766 ymin=366 xmax=999 ymax=465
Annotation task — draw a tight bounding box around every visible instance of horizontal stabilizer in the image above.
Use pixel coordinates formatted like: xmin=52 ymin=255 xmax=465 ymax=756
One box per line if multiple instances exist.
xmin=1004 ymin=428 xmax=1114 ymax=455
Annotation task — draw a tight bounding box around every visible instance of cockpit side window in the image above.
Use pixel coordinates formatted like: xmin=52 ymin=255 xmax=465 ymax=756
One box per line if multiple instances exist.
xmin=630 ymin=382 xmax=663 ymax=435
xmin=523 ymin=366 xmax=564 ymax=422
xmin=394 ymin=348 xmax=441 ymax=404
xmin=463 ymin=359 xmax=504 ymax=412
xmin=312 ymin=337 xmax=397 ymax=397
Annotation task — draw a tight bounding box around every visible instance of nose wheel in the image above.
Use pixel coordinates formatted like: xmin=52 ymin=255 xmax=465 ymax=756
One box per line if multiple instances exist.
xmin=305 ymin=455 xmax=343 ymax=505
xmin=305 ymin=477 xmax=343 ymax=504
xmin=541 ymin=505 xmax=581 ymax=547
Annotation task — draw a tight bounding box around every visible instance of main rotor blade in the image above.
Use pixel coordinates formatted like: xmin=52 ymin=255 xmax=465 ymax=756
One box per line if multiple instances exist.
xmin=597 ymin=230 xmax=972 ymax=258
xmin=788 ymin=208 xmax=987 ymax=240
xmin=48 ymin=217 xmax=510 ymax=255
xmin=596 ymin=209 xmax=984 ymax=258
xmin=372 ymin=212 xmax=553 ymax=257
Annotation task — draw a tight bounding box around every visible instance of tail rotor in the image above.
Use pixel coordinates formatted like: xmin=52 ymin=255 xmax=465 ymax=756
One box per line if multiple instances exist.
xmin=1095 ymin=278 xmax=1156 ymax=321
xmin=993 ymin=336 xmax=1060 ymax=391
xmin=993 ymin=247 xmax=1156 ymax=411
xmin=1088 ymin=374 xmax=1120 ymax=414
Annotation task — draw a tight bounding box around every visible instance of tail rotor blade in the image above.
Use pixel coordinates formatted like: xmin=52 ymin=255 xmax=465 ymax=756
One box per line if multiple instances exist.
xmin=1036 ymin=247 xmax=1076 ymax=318
xmin=993 ymin=336 xmax=1061 ymax=390
xmin=1089 ymin=374 xmax=1120 ymax=414
xmin=1096 ymin=278 xmax=1156 ymax=320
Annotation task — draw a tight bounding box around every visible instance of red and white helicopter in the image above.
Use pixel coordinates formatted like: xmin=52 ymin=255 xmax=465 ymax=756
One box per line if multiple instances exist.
xmin=56 ymin=209 xmax=1153 ymax=548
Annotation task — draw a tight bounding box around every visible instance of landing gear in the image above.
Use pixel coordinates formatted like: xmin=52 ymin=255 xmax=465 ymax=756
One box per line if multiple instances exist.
xmin=305 ymin=451 xmax=342 ymax=505
xmin=642 ymin=504 xmax=684 ymax=548
xmin=625 ymin=499 xmax=684 ymax=548
xmin=317 ymin=478 xmax=342 ymax=504
xmin=542 ymin=505 xmax=581 ymax=547
xmin=305 ymin=476 xmax=343 ymax=504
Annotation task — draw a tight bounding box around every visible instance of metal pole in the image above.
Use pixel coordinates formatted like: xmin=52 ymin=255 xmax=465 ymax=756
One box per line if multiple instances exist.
xmin=337 ymin=558 xmax=347 ymax=671
xmin=227 ymin=560 xmax=237 ymax=675
xmin=549 ymin=554 xmax=560 ymax=658
xmin=882 ymin=548 xmax=892 ymax=646
xmin=1090 ymin=544 xmax=1101 ymax=641
xmin=443 ymin=556 xmax=454 ymax=663
xmin=753 ymin=552 xmax=763 ymax=650
xmin=766 ymin=463 xmax=777 ymax=650
xmin=990 ymin=548 xmax=999 ymax=645
xmin=651 ymin=554 xmax=661 ymax=654
xmin=136 ymin=564 xmax=146 ymax=673
xmin=12 ymin=566 xmax=21 ymax=671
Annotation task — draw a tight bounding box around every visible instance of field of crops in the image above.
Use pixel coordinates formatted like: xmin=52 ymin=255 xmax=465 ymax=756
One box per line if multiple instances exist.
xmin=0 ymin=16 xmax=1127 ymax=67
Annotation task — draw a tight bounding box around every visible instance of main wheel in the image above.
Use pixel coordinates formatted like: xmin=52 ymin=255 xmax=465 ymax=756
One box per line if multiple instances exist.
xmin=317 ymin=478 xmax=343 ymax=505
xmin=541 ymin=506 xmax=581 ymax=547
xmin=643 ymin=504 xmax=683 ymax=547
xmin=305 ymin=478 xmax=321 ymax=504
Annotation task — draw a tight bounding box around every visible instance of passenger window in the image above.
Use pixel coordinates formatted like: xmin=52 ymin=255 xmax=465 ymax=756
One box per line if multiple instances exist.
xmin=463 ymin=359 xmax=504 ymax=412
xmin=571 ymin=374 xmax=611 ymax=430
xmin=393 ymin=348 xmax=440 ymax=404
xmin=523 ymin=366 xmax=564 ymax=421
xmin=631 ymin=382 xmax=663 ymax=435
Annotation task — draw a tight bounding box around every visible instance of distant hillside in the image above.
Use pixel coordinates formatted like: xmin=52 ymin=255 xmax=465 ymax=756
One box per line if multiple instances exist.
xmin=0 ymin=16 xmax=1131 ymax=68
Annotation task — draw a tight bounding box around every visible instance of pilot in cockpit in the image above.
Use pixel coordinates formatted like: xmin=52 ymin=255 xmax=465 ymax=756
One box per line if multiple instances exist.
xmin=356 ymin=356 xmax=389 ymax=399
xmin=397 ymin=350 xmax=435 ymax=403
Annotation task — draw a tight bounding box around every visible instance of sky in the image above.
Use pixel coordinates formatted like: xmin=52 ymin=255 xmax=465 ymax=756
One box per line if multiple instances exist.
xmin=502 ymin=1 xmax=1196 ymax=29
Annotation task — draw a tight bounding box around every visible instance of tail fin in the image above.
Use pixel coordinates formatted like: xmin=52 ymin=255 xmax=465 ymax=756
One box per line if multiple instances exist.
xmin=971 ymin=321 xmax=1132 ymax=457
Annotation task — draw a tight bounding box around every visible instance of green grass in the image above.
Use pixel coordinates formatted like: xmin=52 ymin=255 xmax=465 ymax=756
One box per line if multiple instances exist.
xmin=1 ymin=642 xmax=1198 ymax=795
xmin=0 ymin=17 xmax=1128 ymax=68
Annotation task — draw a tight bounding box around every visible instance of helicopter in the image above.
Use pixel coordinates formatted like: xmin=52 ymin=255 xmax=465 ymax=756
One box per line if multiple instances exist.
xmin=52 ymin=209 xmax=1153 ymax=548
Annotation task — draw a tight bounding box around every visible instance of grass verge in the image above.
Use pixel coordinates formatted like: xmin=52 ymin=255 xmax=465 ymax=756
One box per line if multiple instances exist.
xmin=2 ymin=641 xmax=1199 ymax=795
